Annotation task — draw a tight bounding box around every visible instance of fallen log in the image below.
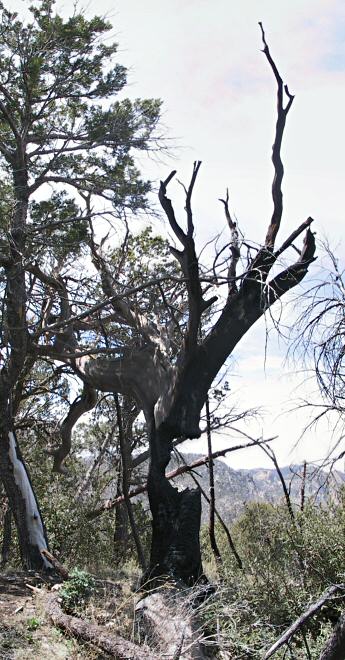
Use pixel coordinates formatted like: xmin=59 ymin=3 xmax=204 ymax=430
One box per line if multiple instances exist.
xmin=45 ymin=590 xmax=158 ymax=659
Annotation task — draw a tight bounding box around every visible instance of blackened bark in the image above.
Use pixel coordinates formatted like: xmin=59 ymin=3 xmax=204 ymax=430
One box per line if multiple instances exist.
xmin=144 ymin=422 xmax=205 ymax=587
xmin=157 ymin=288 xmax=263 ymax=440
xmin=319 ymin=613 xmax=345 ymax=660
xmin=174 ymin=449 xmax=243 ymax=569
xmin=0 ymin=425 xmax=50 ymax=571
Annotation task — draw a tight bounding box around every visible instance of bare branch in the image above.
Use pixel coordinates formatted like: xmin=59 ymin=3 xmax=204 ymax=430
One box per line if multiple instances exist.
xmin=255 ymin=441 xmax=295 ymax=523
xmin=266 ymin=228 xmax=317 ymax=306
xmin=274 ymin=217 xmax=314 ymax=259
xmin=159 ymin=163 xmax=217 ymax=352
xmin=264 ymin=584 xmax=345 ymax=659
xmin=87 ymin=436 xmax=277 ymax=519
xmin=52 ymin=384 xmax=97 ymax=474
xmin=159 ymin=170 xmax=185 ymax=246
xmin=259 ymin=22 xmax=295 ymax=249
xmin=185 ymin=160 xmax=201 ymax=237
xmin=219 ymin=189 xmax=240 ymax=294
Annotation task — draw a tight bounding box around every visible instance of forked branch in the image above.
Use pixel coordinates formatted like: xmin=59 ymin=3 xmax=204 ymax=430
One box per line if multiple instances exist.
xmin=159 ymin=162 xmax=217 ymax=351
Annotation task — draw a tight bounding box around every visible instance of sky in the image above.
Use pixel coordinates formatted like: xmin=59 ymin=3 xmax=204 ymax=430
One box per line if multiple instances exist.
xmin=11 ymin=0 xmax=345 ymax=469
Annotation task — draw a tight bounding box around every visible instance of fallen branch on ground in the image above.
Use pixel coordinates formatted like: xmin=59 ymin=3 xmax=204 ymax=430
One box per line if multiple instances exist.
xmin=264 ymin=584 xmax=345 ymax=658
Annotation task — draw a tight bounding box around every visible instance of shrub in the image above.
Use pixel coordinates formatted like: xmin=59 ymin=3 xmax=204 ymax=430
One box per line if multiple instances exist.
xmin=60 ymin=569 xmax=96 ymax=612
xmin=200 ymin=491 xmax=345 ymax=658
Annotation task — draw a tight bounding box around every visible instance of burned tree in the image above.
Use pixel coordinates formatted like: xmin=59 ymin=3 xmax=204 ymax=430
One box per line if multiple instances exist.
xmin=57 ymin=26 xmax=315 ymax=584
xmin=0 ymin=2 xmax=316 ymax=583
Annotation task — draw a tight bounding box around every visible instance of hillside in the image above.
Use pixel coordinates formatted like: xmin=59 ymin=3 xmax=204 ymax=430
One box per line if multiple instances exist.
xmin=169 ymin=453 xmax=345 ymax=523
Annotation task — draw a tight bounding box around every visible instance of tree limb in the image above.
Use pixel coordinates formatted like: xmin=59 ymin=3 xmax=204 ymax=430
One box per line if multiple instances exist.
xmin=87 ymin=437 xmax=277 ymax=519
xmin=52 ymin=383 xmax=97 ymax=474
xmin=44 ymin=591 xmax=158 ymax=660
xmin=264 ymin=584 xmax=345 ymax=659
xmin=266 ymin=227 xmax=316 ymax=306
xmin=259 ymin=22 xmax=294 ymax=249
xmin=159 ymin=163 xmax=217 ymax=353
xmin=219 ymin=189 xmax=240 ymax=294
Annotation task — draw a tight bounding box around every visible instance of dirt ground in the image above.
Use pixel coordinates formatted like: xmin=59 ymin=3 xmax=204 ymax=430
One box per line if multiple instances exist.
xmin=0 ymin=572 xmax=104 ymax=659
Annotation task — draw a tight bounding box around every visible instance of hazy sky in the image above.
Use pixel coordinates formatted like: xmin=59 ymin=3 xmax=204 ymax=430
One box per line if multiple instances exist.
xmin=11 ymin=1 xmax=345 ymax=469
xmin=98 ymin=0 xmax=345 ymax=470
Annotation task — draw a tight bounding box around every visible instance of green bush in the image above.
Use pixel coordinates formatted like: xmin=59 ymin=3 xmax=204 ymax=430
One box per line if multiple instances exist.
xmin=60 ymin=568 xmax=96 ymax=612
xmin=200 ymin=491 xmax=345 ymax=658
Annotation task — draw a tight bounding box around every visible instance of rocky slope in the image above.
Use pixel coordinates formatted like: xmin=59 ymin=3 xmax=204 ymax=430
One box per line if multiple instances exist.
xmin=169 ymin=453 xmax=345 ymax=523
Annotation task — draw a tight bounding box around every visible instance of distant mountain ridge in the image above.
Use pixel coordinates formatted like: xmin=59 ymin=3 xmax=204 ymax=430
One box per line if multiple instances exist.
xmin=170 ymin=453 xmax=345 ymax=523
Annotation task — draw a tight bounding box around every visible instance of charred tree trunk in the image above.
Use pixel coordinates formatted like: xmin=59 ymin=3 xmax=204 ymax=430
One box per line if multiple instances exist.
xmin=0 ymin=426 xmax=51 ymax=571
xmin=319 ymin=613 xmax=345 ymax=660
xmin=144 ymin=420 xmax=205 ymax=587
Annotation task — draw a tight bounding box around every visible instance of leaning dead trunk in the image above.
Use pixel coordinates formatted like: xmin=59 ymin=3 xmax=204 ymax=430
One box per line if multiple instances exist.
xmin=0 ymin=429 xmax=51 ymax=570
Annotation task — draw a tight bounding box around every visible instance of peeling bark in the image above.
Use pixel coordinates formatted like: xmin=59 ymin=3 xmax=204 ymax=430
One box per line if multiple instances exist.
xmin=0 ymin=429 xmax=51 ymax=570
